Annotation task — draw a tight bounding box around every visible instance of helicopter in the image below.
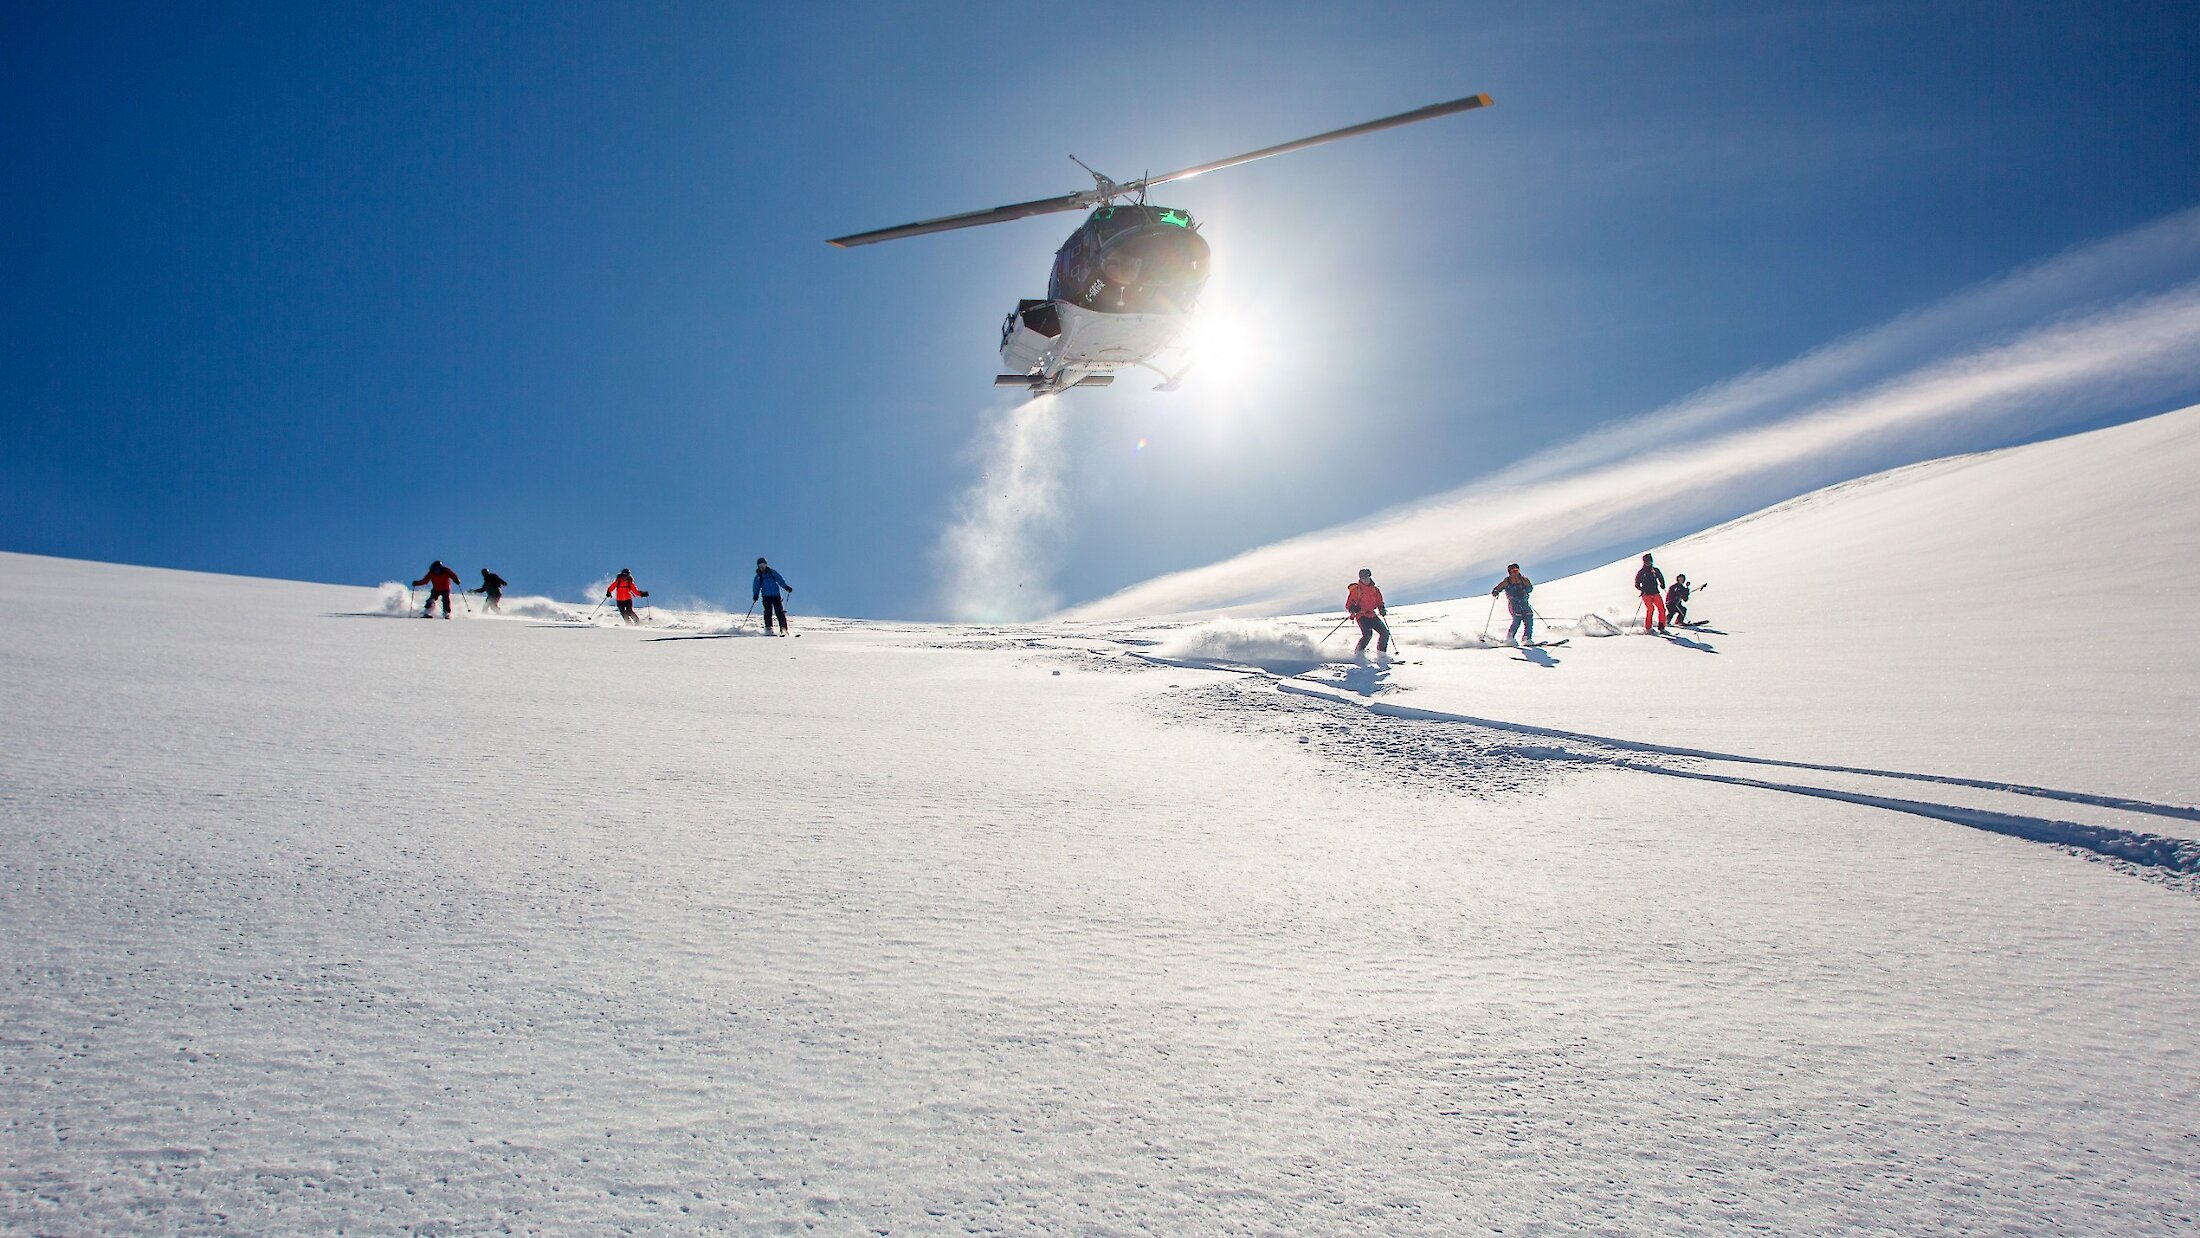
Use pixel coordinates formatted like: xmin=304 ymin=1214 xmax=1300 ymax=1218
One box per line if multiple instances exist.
xmin=828 ymin=92 xmax=1493 ymax=397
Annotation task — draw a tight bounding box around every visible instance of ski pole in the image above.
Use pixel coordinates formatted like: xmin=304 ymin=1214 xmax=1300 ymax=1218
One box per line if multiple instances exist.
xmin=1480 ymin=595 xmax=1497 ymax=640
xmin=584 ymin=595 xmax=606 ymax=622
xmin=1320 ymin=614 xmax=1354 ymax=644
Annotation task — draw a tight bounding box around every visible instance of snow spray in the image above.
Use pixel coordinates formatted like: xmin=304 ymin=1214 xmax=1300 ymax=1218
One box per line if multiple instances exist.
xmin=937 ymin=397 xmax=1069 ymax=621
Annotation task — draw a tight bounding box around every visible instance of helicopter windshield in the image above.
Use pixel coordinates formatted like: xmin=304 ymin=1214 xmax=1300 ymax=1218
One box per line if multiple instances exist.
xmin=1102 ymin=229 xmax=1207 ymax=312
xmin=1052 ymin=215 xmax=1210 ymax=314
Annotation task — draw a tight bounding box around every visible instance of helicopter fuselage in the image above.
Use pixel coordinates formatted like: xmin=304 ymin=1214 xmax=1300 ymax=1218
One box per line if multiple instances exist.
xmin=829 ymin=90 xmax=1492 ymax=395
xmin=996 ymin=204 xmax=1210 ymax=395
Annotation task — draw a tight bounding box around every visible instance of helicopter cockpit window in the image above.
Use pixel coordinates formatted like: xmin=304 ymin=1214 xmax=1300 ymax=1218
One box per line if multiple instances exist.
xmin=1095 ymin=229 xmax=1210 ymax=313
xmin=1101 ymin=252 xmax=1143 ymax=285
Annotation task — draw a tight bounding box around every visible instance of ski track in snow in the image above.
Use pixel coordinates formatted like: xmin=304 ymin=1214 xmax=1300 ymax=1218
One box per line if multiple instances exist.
xmin=1113 ymin=649 xmax=2200 ymax=892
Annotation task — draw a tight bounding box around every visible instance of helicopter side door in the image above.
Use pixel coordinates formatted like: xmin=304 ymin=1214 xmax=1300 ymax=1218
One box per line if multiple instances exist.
xmin=1048 ymin=224 xmax=1102 ymax=306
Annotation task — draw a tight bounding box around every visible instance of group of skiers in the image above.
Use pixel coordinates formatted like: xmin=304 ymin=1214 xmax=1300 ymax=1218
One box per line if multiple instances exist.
xmin=1631 ymin=553 xmax=1698 ymax=633
xmin=409 ymin=557 xmax=795 ymax=633
xmin=409 ymin=562 xmax=488 ymax=618
xmin=1340 ymin=551 xmax=1703 ymax=653
xmin=426 ymin=551 xmax=1690 ymax=647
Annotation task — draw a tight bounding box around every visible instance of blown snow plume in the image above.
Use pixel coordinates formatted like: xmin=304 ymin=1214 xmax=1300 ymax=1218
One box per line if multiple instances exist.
xmin=937 ymin=398 xmax=1069 ymax=621
xmin=371 ymin=584 xmax=590 ymax=623
xmin=1153 ymin=618 xmax=1326 ymax=672
xmin=1061 ymin=208 xmax=2200 ymax=620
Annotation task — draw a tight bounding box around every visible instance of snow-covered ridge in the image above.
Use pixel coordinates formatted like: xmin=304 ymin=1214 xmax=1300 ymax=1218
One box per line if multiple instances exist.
xmin=3 ymin=405 xmax=2197 ymax=1233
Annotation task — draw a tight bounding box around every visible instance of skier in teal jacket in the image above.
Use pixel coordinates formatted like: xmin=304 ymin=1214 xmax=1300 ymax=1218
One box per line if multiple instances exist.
xmin=753 ymin=558 xmax=794 ymax=636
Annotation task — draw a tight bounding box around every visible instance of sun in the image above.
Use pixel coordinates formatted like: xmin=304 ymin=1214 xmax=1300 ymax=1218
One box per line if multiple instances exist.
xmin=1179 ymin=300 xmax=1265 ymax=392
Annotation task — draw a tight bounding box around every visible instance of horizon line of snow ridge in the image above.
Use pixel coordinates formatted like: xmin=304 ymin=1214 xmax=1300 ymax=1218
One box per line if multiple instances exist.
xmin=1057 ymin=210 xmax=2200 ymax=621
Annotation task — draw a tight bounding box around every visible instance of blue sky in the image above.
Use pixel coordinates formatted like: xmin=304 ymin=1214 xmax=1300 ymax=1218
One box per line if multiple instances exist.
xmin=5 ymin=1 xmax=2196 ymax=617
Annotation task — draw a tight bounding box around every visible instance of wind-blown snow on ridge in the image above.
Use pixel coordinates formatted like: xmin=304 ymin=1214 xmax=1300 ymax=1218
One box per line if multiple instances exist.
xmin=1062 ymin=208 xmax=2200 ymax=620
xmin=1375 ymin=401 xmax=2200 ymax=807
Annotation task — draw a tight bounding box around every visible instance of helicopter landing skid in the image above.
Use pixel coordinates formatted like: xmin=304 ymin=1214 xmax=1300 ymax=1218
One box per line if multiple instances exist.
xmin=1134 ymin=359 xmax=1194 ymax=392
xmin=994 ymin=373 xmax=1115 ymax=397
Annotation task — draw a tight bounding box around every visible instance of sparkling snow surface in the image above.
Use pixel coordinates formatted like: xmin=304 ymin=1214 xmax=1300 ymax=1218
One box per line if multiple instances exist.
xmin=5 ymin=411 xmax=2199 ymax=1234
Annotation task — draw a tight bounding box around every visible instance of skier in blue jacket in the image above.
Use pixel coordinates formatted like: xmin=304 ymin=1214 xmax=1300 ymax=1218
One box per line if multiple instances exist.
xmin=753 ymin=557 xmax=794 ymax=635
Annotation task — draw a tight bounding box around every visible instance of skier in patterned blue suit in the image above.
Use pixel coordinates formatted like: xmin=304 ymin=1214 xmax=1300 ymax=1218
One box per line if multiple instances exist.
xmin=1490 ymin=563 xmax=1535 ymax=646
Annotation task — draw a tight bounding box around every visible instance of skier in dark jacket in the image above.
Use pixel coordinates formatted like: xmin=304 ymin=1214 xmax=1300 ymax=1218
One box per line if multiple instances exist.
xmin=753 ymin=558 xmax=793 ymax=635
xmin=606 ymin=569 xmax=649 ymax=624
xmin=471 ymin=569 xmax=508 ymax=613
xmin=412 ymin=560 xmax=463 ymax=619
xmin=1490 ymin=563 xmax=1535 ymax=645
xmin=1665 ymin=575 xmax=1693 ymax=627
xmin=1634 ymin=553 xmax=1668 ymax=633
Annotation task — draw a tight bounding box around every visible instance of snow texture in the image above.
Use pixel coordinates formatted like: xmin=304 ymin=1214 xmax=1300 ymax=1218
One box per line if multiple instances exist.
xmin=4 ymin=408 xmax=2199 ymax=1234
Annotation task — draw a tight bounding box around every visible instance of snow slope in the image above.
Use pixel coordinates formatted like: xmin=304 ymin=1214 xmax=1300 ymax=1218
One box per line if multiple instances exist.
xmin=1375 ymin=401 xmax=2200 ymax=807
xmin=3 ymin=409 xmax=2198 ymax=1234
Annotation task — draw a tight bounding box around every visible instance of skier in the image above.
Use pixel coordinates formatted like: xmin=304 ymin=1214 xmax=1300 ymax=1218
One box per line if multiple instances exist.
xmin=1634 ymin=553 xmax=1668 ymax=633
xmin=1346 ymin=567 xmax=1390 ymax=656
xmin=471 ymin=568 xmax=508 ymax=614
xmin=1490 ymin=563 xmax=1535 ymax=646
xmin=753 ymin=557 xmax=794 ymax=636
xmin=412 ymin=560 xmax=464 ymax=619
xmin=606 ymin=569 xmax=649 ymax=624
xmin=1665 ymin=574 xmax=1692 ymax=627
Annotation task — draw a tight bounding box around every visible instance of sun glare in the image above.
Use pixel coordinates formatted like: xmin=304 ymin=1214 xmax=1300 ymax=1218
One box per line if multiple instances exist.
xmin=1179 ymin=296 xmax=1268 ymax=396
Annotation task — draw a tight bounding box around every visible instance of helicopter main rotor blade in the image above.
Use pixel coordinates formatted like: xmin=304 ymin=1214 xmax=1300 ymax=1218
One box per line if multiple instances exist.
xmin=827 ymin=190 xmax=1100 ymax=248
xmin=1137 ymin=92 xmax=1492 ymax=192
xmin=827 ymin=91 xmax=1491 ymax=247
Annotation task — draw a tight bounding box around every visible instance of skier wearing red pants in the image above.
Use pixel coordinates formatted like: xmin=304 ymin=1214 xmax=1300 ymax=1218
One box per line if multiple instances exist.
xmin=1634 ymin=553 xmax=1668 ymax=633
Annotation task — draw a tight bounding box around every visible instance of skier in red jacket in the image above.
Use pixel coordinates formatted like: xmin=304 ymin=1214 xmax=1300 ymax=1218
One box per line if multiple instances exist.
xmin=412 ymin=560 xmax=464 ymax=619
xmin=606 ymin=569 xmax=650 ymax=624
xmin=1345 ymin=568 xmax=1390 ymax=656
